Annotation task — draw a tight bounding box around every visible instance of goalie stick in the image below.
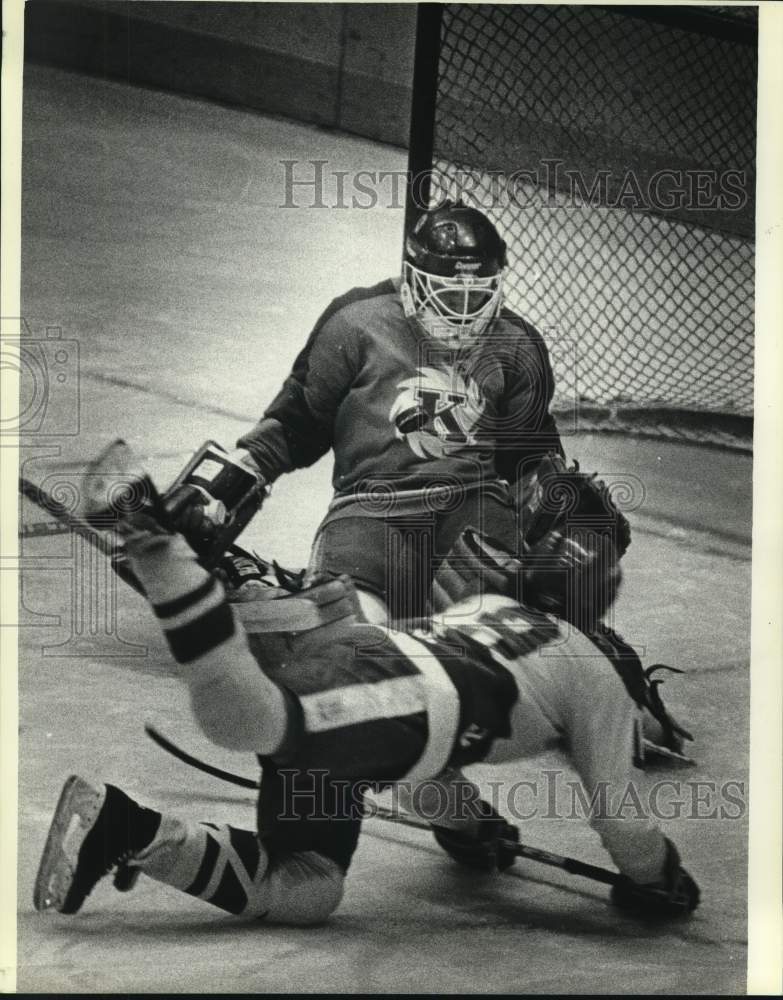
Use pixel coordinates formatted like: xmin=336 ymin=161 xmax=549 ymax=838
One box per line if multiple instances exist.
xmin=19 ymin=476 xmax=146 ymax=595
xmin=18 ymin=475 xmax=294 ymax=596
xmin=144 ymin=724 xmax=624 ymax=889
xmin=20 ymin=518 xmax=81 ymax=540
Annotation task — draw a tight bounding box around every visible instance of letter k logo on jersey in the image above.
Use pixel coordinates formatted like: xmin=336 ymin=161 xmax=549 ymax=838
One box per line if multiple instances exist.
xmin=389 ymin=366 xmax=486 ymax=459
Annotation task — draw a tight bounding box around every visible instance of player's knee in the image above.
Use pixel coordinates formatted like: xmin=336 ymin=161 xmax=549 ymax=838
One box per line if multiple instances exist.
xmin=251 ymin=851 xmax=345 ymax=925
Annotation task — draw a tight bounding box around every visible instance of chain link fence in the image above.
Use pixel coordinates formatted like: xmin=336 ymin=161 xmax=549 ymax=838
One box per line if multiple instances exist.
xmin=419 ymin=4 xmax=756 ymax=446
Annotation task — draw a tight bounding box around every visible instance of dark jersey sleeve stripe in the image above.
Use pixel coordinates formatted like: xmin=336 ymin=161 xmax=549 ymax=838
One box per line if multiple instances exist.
xmin=152 ymin=576 xmax=217 ymax=620
xmin=164 ymin=601 xmax=236 ymax=664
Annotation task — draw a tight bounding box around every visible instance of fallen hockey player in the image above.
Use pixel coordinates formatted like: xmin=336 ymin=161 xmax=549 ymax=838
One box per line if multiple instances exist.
xmin=33 ymin=457 xmax=699 ymax=926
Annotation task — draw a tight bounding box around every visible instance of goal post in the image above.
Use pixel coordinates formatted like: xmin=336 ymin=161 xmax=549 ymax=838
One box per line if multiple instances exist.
xmin=405 ymin=4 xmax=757 ymax=449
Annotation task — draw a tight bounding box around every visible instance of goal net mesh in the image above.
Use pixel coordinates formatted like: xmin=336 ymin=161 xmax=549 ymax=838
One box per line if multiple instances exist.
xmin=421 ymin=5 xmax=756 ymax=442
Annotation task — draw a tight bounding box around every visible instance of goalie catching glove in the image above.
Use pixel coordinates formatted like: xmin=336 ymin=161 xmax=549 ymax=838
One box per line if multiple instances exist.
xmin=521 ymin=526 xmax=622 ymax=630
xmin=432 ymin=521 xmax=622 ymax=631
xmin=515 ymin=452 xmax=631 ymax=629
xmin=519 ymin=452 xmax=631 ymax=557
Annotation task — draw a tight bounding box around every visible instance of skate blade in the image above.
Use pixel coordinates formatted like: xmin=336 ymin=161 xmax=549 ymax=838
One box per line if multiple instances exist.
xmin=642 ymin=738 xmax=697 ymax=767
xmin=33 ymin=775 xmax=106 ymax=913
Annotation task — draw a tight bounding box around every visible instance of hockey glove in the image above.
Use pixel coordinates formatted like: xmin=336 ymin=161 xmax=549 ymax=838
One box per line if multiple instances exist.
xmin=520 ymin=453 xmax=632 ymax=557
xmin=164 ymin=482 xmax=219 ymax=543
xmin=163 ymin=442 xmax=266 ymax=566
xmin=610 ymin=838 xmax=700 ymax=918
xmin=521 ymin=526 xmax=622 ymax=629
xmin=431 ymin=800 xmax=519 ymax=872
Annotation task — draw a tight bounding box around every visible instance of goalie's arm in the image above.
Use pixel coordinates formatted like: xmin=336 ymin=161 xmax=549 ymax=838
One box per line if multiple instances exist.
xmin=493 ymin=316 xmax=564 ymax=488
xmin=168 ymin=309 xmax=359 ymax=549
xmin=237 ymin=302 xmax=361 ymax=483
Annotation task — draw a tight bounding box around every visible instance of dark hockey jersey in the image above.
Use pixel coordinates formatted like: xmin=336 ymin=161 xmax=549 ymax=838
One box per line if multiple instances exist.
xmin=238 ymin=278 xmax=562 ymax=501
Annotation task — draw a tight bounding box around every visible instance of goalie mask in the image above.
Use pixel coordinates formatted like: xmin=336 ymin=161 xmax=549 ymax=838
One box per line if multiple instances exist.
xmin=401 ymin=202 xmax=507 ymax=341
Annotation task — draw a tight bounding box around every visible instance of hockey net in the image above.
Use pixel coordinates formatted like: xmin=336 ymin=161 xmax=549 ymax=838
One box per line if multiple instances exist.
xmin=411 ymin=5 xmax=757 ymax=449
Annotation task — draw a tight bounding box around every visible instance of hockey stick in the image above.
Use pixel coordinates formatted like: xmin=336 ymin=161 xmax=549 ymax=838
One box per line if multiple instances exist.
xmin=20 ymin=475 xmax=115 ymax=549
xmin=145 ymin=724 xmax=259 ymax=790
xmin=19 ymin=475 xmax=296 ymax=597
xmin=19 ymin=476 xmax=146 ymax=594
xmin=20 ymin=518 xmax=80 ymax=540
xmin=144 ymin=724 xmax=623 ymax=888
xmin=365 ymin=802 xmax=622 ymax=887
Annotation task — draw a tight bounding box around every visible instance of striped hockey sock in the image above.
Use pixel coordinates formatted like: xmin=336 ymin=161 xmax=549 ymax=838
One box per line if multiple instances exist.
xmin=135 ymin=814 xmax=344 ymax=923
xmin=137 ymin=816 xmax=265 ymax=916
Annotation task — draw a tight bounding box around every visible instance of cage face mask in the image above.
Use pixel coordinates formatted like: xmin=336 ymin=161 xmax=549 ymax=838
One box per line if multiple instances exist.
xmin=401 ymin=202 xmax=508 ymax=341
xmin=402 ymin=261 xmax=504 ymax=340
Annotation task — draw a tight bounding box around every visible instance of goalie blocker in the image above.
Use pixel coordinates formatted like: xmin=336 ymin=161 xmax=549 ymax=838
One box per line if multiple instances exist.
xmin=162 ymin=440 xmax=268 ymax=567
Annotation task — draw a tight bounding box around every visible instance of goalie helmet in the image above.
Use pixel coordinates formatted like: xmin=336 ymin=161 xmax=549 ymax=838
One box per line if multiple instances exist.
xmin=401 ymin=202 xmax=508 ymax=341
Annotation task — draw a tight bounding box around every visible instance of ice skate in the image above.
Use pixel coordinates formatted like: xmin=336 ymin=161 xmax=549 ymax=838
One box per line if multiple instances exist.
xmin=34 ymin=775 xmax=161 ymax=914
